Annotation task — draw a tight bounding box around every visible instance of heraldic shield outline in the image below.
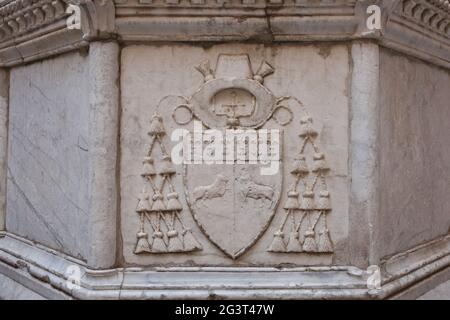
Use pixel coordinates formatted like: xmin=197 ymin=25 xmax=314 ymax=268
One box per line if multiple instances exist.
xmin=183 ymin=54 xmax=284 ymax=259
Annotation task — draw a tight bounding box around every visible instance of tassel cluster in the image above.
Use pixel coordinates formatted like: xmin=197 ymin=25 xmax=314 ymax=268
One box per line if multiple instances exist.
xmin=299 ymin=116 xmax=317 ymax=138
xmin=151 ymin=231 xmax=167 ymax=253
xmin=167 ymin=230 xmax=184 ymax=252
xmin=167 ymin=193 xmax=183 ymax=211
xmin=269 ymin=221 xmax=334 ymax=254
xmin=142 ymin=157 xmax=156 ymax=177
xmin=312 ymin=153 xmax=329 ymax=173
xmin=151 ymin=193 xmax=166 ymax=212
xmin=287 ymin=231 xmax=303 ymax=252
xmin=148 ymin=114 xmax=166 ymax=136
xmin=291 ymin=155 xmax=309 ymax=175
xmin=268 ymin=111 xmax=334 ymax=254
xmin=300 ymin=191 xmax=315 ymax=211
xmin=268 ymin=231 xmax=286 ymax=252
xmin=134 ymin=113 xmax=202 ymax=255
xmin=134 ymin=231 xmax=151 ymax=254
xmin=317 ymin=191 xmax=331 ymax=211
xmin=317 ymin=229 xmax=333 ymax=253
xmin=284 ymin=191 xmax=300 ymax=210
xmin=136 ymin=190 xmax=151 ymax=213
xmin=160 ymin=156 xmax=177 ymax=175
xmin=302 ymin=230 xmax=317 ymax=252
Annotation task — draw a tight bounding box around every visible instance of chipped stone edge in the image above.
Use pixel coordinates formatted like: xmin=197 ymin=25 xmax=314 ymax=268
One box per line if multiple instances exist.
xmin=0 ymin=232 xmax=448 ymax=300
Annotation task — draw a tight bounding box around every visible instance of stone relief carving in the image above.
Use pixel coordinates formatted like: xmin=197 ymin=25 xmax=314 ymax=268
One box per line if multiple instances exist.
xmin=113 ymin=0 xmax=374 ymax=9
xmin=68 ymin=0 xmax=116 ymax=39
xmin=193 ymin=175 xmax=229 ymax=203
xmin=0 ymin=0 xmax=67 ymax=42
xmin=1 ymin=0 xmax=449 ymax=69
xmin=133 ymin=53 xmax=334 ymax=258
xmin=0 ymin=0 xmax=115 ymax=43
xmin=268 ymin=115 xmax=334 ymax=254
xmin=238 ymin=173 xmax=274 ymax=202
xmin=397 ymin=0 xmax=450 ymax=38
xmin=134 ymin=114 xmax=203 ymax=254
xmin=189 ymin=54 xmax=276 ymax=130
xmin=180 ymin=54 xmax=282 ymax=259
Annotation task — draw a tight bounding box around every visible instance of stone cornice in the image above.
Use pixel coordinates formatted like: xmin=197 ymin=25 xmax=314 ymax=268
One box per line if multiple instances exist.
xmin=0 ymin=0 xmax=114 ymax=66
xmin=0 ymin=0 xmax=82 ymax=66
xmin=0 ymin=0 xmax=449 ymax=68
xmin=114 ymin=0 xmax=359 ymax=42
xmin=396 ymin=0 xmax=450 ymax=39
xmin=0 ymin=0 xmax=67 ymax=42
xmin=380 ymin=0 xmax=450 ymax=68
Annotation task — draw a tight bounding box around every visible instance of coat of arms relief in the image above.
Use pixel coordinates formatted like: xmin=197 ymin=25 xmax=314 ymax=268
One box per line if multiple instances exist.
xmin=133 ymin=54 xmax=334 ymax=259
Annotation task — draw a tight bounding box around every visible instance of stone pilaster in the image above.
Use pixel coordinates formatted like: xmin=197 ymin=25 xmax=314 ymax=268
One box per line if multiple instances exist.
xmin=0 ymin=68 xmax=8 ymax=232
xmin=87 ymin=41 xmax=120 ymax=269
xmin=350 ymin=42 xmax=380 ymax=268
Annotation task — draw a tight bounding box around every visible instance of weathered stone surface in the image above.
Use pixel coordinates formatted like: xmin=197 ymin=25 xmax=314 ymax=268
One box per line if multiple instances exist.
xmin=6 ymin=52 xmax=90 ymax=260
xmin=120 ymin=44 xmax=350 ymax=266
xmin=378 ymin=48 xmax=450 ymax=259
xmin=419 ymin=279 xmax=450 ymax=300
xmin=349 ymin=42 xmax=380 ymax=268
xmin=0 ymin=273 xmax=45 ymax=300
xmin=86 ymin=41 xmax=120 ymax=269
xmin=0 ymin=0 xmax=449 ymax=300
xmin=0 ymin=68 xmax=8 ymax=231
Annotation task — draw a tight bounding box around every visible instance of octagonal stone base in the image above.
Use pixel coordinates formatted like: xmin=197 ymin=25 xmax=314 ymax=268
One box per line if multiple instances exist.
xmin=0 ymin=0 xmax=449 ymax=300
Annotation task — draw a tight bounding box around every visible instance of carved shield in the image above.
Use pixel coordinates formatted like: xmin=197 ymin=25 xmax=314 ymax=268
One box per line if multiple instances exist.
xmin=184 ymin=162 xmax=282 ymax=259
xmin=181 ymin=54 xmax=283 ymax=258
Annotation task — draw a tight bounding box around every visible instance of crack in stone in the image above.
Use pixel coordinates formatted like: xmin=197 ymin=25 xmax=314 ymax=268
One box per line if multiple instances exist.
xmin=11 ymin=128 xmax=89 ymax=216
xmin=28 ymin=80 xmax=58 ymax=108
xmin=7 ymin=167 xmax=65 ymax=249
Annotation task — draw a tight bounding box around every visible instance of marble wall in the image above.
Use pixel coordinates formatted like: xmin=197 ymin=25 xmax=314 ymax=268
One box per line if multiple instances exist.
xmin=6 ymin=51 xmax=90 ymax=260
xmin=4 ymin=43 xmax=449 ymax=269
xmin=378 ymin=48 xmax=450 ymax=259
